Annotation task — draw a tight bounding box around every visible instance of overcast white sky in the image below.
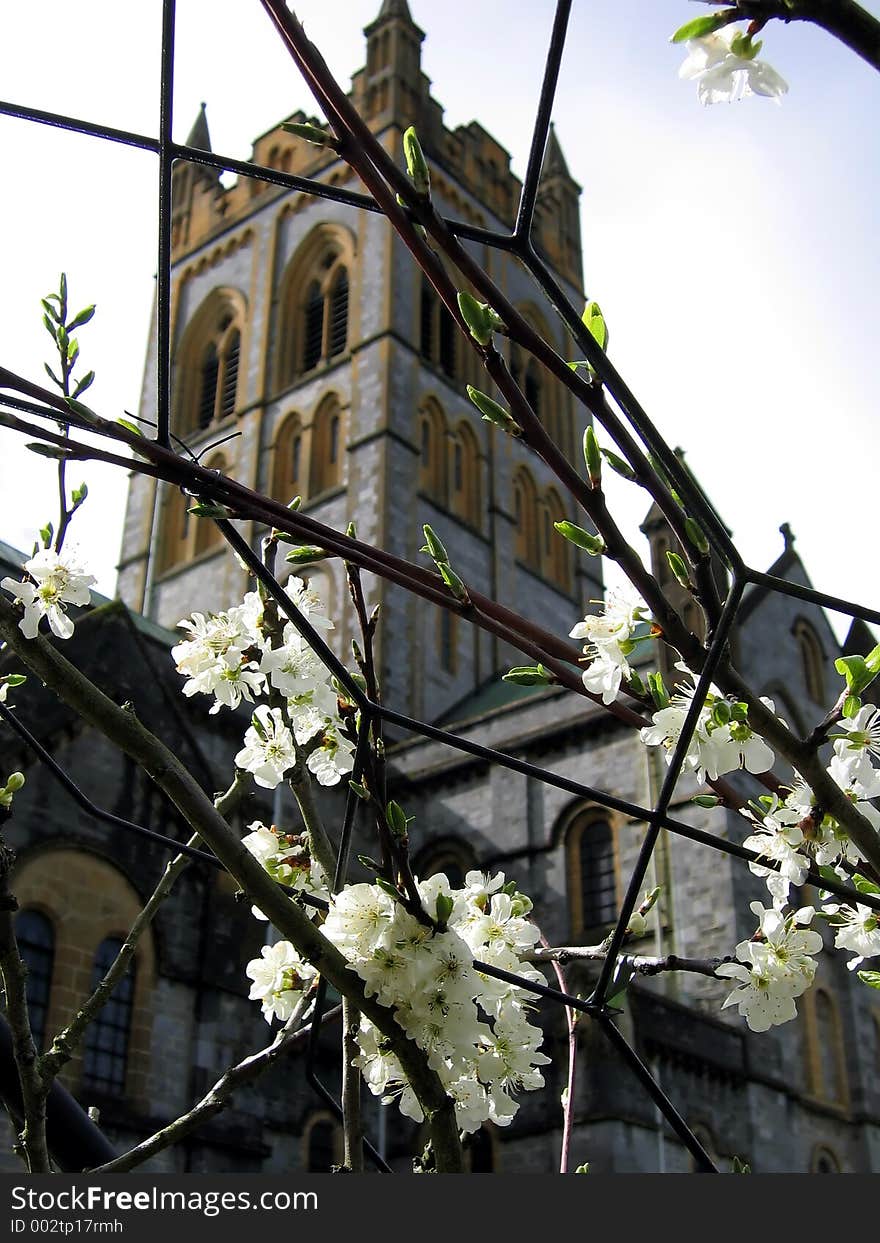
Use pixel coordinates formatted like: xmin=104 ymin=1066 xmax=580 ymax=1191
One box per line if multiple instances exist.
xmin=1 ymin=1 xmax=877 ymax=641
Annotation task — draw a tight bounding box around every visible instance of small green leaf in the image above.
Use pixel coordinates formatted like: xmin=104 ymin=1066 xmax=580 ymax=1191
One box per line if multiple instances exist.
xmin=376 ymin=877 xmax=401 ymax=901
xmin=583 ymin=425 xmax=601 ymax=486
xmin=865 ymin=643 xmax=880 ymax=676
xmin=665 ymin=550 xmax=691 ymax=588
xmin=684 ymin=517 xmax=709 ymax=555
xmin=466 ymin=385 xmax=521 ymax=436
xmin=692 ymin=794 xmax=720 ymax=808
xmin=600 ymin=447 xmax=636 ymax=481
xmin=25 ymin=442 xmax=74 ymax=460
xmin=282 ymin=120 xmax=335 ymax=146
xmin=648 ymin=671 xmax=669 ymax=710
xmin=420 ymin=524 xmax=449 ymax=565
xmin=669 ymin=12 xmax=735 ymax=43
xmin=581 ymin=300 xmax=608 ymax=352
xmin=64 ymin=397 xmax=100 ymax=424
xmin=44 ymin=363 xmax=63 ymax=388
xmin=188 ymin=502 xmax=230 ymax=519
xmin=116 ymin=417 xmax=144 ymax=437
xmin=348 ymin=781 xmax=371 ymax=801
xmin=386 ymin=800 xmax=410 ymax=838
xmin=1 ymin=675 xmax=27 ymax=689
xmin=285 ymin=545 xmax=328 ymax=564
xmin=435 ymin=892 xmax=454 ymax=926
xmin=843 ymin=694 xmax=862 ymax=719
xmin=71 ymin=482 xmax=88 ymax=508
xmin=72 ymin=370 xmax=95 ymax=398
xmin=67 ymin=304 xmax=96 ymax=330
xmin=503 ymin=664 xmax=553 ymax=686
xmin=852 ymin=873 xmax=880 ymax=896
xmin=403 ymin=125 xmax=431 ymax=195
xmin=39 ymin=522 xmax=54 ymax=548
xmin=438 ymin=562 xmax=468 ymax=601
xmin=857 ymin=970 xmax=880 ymax=991
xmin=458 ymin=294 xmax=494 ymax=347
xmin=554 ymin=521 xmax=604 ymax=555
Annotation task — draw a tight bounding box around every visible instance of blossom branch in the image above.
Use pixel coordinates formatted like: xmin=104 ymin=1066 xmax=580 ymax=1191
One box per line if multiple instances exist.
xmin=38 ymin=773 xmax=247 ymax=1085
xmin=528 ymin=945 xmax=733 ymax=979
xmin=0 ymin=832 xmax=50 ymax=1172
xmin=0 ymin=594 xmax=464 ymax=1171
xmin=88 ymin=995 xmax=337 ymax=1174
xmin=692 ymin=0 xmax=880 ymax=74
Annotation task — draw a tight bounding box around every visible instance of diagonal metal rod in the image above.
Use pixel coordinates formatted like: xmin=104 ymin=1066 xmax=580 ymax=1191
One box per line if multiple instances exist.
xmin=513 ymin=0 xmax=572 ymax=242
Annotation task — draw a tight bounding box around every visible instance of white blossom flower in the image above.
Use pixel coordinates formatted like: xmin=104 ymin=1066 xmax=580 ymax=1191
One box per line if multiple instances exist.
xmin=1 ymin=547 xmax=95 ymax=640
xmin=717 ymin=903 xmax=821 ymax=1031
xmin=679 ymin=29 xmax=788 ymax=106
xmin=830 ymin=903 xmax=880 ymax=969
xmin=570 ymin=589 xmax=647 ymax=705
xmin=245 ymin=940 xmax=315 ymax=1023
xmin=235 ymin=705 xmax=297 ymax=789
xmin=640 ymin=666 xmax=774 ymax=782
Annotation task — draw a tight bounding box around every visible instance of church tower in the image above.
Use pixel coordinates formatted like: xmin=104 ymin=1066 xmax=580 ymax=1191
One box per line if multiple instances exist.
xmin=116 ymin=0 xmax=597 ymax=721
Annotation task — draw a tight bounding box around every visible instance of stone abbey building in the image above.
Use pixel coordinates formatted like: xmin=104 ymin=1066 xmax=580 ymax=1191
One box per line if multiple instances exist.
xmin=3 ymin=0 xmax=880 ymax=1173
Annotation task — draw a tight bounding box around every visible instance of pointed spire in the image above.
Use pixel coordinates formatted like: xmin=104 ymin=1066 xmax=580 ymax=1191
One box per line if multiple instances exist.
xmin=541 ymin=123 xmax=570 ymax=180
xmin=186 ymin=102 xmax=212 ymax=152
xmin=379 ymin=0 xmax=414 ymax=18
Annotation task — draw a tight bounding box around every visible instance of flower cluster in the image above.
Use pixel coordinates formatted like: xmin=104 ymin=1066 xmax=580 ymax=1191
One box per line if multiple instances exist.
xmin=255 ymin=870 xmax=549 ymax=1133
xmin=639 ymin=664 xmax=774 ymax=783
xmin=1 ymin=547 xmax=96 ymax=640
xmin=241 ymin=820 xmax=329 ymax=918
xmin=246 ymin=939 xmax=317 ymax=1023
xmin=569 ymin=589 xmax=648 ymax=704
xmin=173 ymin=581 xmax=354 ymax=788
xmin=678 ymin=28 xmax=788 ymax=106
xmin=717 ymin=903 xmax=822 ymax=1032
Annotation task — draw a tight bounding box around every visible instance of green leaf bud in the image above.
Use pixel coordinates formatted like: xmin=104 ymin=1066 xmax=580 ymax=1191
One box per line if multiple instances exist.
xmin=553 ymin=521 xmax=604 ymax=555
xmin=600 ymin=447 xmax=636 ymax=481
xmin=466 ymin=385 xmax=522 ymax=436
xmin=435 ymin=892 xmax=454 ymax=927
xmin=438 ymin=561 xmax=468 ymax=601
xmin=581 ymin=300 xmax=608 ymax=352
xmin=670 ymin=12 xmax=736 ymax=43
xmin=665 ymin=550 xmax=691 ymax=588
xmin=502 ymin=664 xmax=553 ymax=686
xmin=67 ymin=304 xmax=96 ymax=330
xmin=403 ymin=126 xmax=431 ymax=195
xmin=583 ymin=425 xmax=602 ymax=487
xmin=282 ymin=120 xmax=337 ymax=147
xmin=420 ymin=524 xmax=449 ymax=565
xmin=692 ymin=794 xmax=720 ymax=808
xmin=386 ymin=800 xmax=410 ymax=838
xmin=457 ymin=293 xmax=494 ymax=346
xmin=188 ymin=502 xmax=230 ymax=519
xmin=285 ymin=545 xmax=328 ymax=564
xmin=684 ymin=516 xmax=709 ymax=555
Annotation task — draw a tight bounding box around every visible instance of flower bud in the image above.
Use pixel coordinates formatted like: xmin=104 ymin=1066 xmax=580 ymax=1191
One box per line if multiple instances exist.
xmin=282 ymin=120 xmax=337 ymax=147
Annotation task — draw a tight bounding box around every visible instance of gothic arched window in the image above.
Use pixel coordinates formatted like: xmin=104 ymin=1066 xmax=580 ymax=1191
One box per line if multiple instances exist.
xmin=542 ymin=487 xmax=570 ymax=590
xmin=805 ymin=987 xmax=848 ymax=1106
xmin=419 ymin=277 xmax=457 ymax=379
xmin=794 ymin=618 xmax=826 ymax=705
xmin=174 ymin=291 xmax=245 ymax=437
xmin=309 ymin=394 xmax=345 ymax=497
xmin=418 ymin=399 xmax=448 ymax=504
xmin=450 ymin=422 xmax=481 ymax=527
xmin=513 ymin=468 xmax=540 ymax=570
xmin=567 ymin=811 xmax=618 ymax=937
xmin=277 ymin=227 xmax=355 ymax=388
xmin=15 ymin=909 xmax=55 ymax=1052
xmin=303 ymin=1112 xmax=343 ymax=1172
xmin=273 ymin=412 xmax=305 ymax=504
xmin=82 ymin=937 xmax=136 ymax=1095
